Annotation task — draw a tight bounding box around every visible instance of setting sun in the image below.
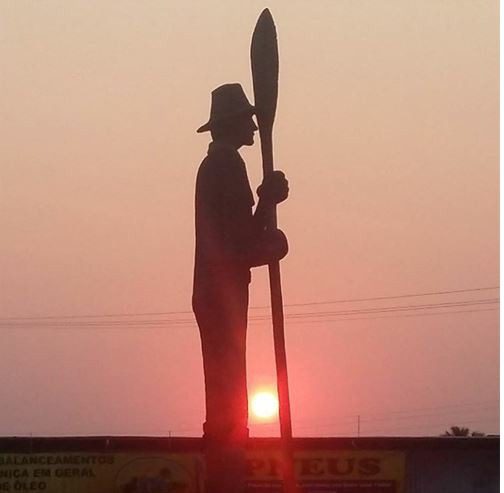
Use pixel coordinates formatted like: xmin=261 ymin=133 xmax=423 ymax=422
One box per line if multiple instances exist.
xmin=251 ymin=391 xmax=279 ymax=420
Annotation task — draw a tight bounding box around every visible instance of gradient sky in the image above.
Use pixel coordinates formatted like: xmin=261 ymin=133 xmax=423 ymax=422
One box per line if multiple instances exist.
xmin=1 ymin=1 xmax=499 ymax=437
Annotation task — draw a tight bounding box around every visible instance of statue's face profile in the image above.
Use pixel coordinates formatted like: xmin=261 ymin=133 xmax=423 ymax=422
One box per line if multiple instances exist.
xmin=236 ymin=115 xmax=259 ymax=147
xmin=211 ymin=114 xmax=258 ymax=148
xmin=219 ymin=115 xmax=258 ymax=147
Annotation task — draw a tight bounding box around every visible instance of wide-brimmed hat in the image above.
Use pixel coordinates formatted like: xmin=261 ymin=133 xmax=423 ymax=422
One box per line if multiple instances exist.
xmin=197 ymin=83 xmax=255 ymax=133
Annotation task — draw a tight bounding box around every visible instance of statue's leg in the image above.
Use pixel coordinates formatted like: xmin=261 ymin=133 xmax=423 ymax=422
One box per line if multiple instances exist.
xmin=194 ymin=286 xmax=249 ymax=493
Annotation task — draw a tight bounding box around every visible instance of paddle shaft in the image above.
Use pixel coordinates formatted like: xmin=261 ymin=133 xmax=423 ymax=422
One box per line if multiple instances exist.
xmin=259 ymin=128 xmax=297 ymax=493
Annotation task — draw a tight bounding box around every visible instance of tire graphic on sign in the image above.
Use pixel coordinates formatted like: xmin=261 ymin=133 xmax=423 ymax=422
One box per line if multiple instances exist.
xmin=115 ymin=457 xmax=194 ymax=493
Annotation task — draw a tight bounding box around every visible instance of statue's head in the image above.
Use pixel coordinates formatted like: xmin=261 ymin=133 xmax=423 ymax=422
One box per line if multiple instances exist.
xmin=197 ymin=83 xmax=258 ymax=147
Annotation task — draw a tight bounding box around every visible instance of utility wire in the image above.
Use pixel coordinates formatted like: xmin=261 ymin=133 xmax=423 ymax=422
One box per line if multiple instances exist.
xmin=279 ymin=308 xmax=499 ymax=326
xmin=0 ymin=308 xmax=497 ymax=329
xmin=268 ymin=400 xmax=499 ymax=428
xmin=358 ymin=416 xmax=499 ymax=436
xmin=3 ymin=401 xmax=497 ymax=437
xmin=0 ymin=286 xmax=498 ymax=321
xmin=251 ymin=298 xmax=499 ymax=320
xmin=254 ymin=403 xmax=498 ymax=431
xmin=253 ymin=286 xmax=500 ymax=309
xmin=2 ymin=298 xmax=499 ymax=324
xmin=0 ymin=298 xmax=498 ymax=329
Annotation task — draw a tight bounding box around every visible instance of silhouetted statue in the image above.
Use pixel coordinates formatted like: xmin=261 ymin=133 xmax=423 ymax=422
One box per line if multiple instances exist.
xmin=193 ymin=83 xmax=289 ymax=493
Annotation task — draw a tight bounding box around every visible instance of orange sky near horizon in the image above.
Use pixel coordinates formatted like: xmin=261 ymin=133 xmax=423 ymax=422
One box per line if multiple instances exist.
xmin=1 ymin=1 xmax=499 ymax=437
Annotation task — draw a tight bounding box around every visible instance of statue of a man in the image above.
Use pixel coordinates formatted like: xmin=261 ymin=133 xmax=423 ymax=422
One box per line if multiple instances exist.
xmin=193 ymin=83 xmax=289 ymax=493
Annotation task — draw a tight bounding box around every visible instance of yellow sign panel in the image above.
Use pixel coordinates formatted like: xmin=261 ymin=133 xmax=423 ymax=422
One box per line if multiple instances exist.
xmin=248 ymin=450 xmax=405 ymax=493
xmin=0 ymin=453 xmax=201 ymax=493
xmin=0 ymin=450 xmax=404 ymax=493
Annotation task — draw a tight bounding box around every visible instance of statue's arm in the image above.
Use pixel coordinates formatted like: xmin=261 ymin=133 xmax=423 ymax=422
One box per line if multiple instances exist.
xmin=204 ymin=160 xmax=289 ymax=268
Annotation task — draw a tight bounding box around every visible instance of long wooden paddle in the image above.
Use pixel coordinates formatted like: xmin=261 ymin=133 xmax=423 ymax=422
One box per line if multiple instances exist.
xmin=251 ymin=9 xmax=298 ymax=493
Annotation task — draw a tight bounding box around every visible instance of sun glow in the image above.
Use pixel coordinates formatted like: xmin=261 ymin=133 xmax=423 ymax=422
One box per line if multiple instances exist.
xmin=251 ymin=391 xmax=279 ymax=420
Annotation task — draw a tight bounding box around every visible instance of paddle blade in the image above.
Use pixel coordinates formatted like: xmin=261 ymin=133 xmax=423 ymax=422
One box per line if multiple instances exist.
xmin=251 ymin=8 xmax=279 ymax=132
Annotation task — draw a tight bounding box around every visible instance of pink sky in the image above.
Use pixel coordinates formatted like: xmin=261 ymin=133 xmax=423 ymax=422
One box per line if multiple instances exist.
xmin=1 ymin=1 xmax=499 ymax=437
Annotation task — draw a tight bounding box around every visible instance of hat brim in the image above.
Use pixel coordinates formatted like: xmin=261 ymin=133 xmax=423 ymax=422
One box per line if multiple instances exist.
xmin=196 ymin=106 xmax=256 ymax=133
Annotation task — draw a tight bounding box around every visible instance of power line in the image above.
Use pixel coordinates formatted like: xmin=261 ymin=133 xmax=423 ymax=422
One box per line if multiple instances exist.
xmin=281 ymin=308 xmax=499 ymax=326
xmin=274 ymin=404 xmax=499 ymax=431
xmin=360 ymin=407 xmax=497 ymax=425
xmin=0 ymin=298 xmax=498 ymax=329
xmin=0 ymin=308 xmax=497 ymax=330
xmin=291 ymin=408 xmax=499 ymax=435
xmin=15 ymin=410 xmax=496 ymax=438
xmin=291 ymin=416 xmax=499 ymax=437
xmin=254 ymin=298 xmax=500 ymax=320
xmin=359 ymin=416 xmax=500 ymax=436
xmin=270 ymin=400 xmax=500 ymax=427
xmin=0 ymin=285 xmax=498 ymax=321
xmin=2 ymin=401 xmax=497 ymax=437
xmin=1 ymin=298 xmax=499 ymax=325
xmin=361 ymin=400 xmax=499 ymax=418
xmin=252 ymin=286 xmax=500 ymax=309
